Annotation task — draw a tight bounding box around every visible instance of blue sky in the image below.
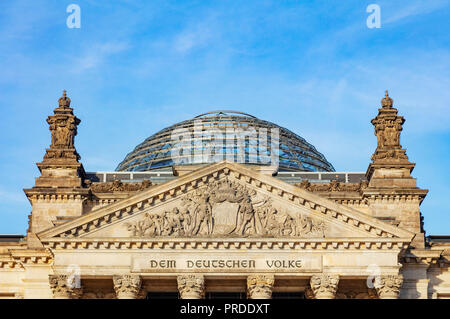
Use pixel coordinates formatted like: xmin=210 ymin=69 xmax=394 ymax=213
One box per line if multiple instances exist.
xmin=0 ymin=0 xmax=449 ymax=235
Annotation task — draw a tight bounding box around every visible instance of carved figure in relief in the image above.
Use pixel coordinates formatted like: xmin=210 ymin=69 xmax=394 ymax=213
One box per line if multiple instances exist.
xmin=266 ymin=209 xmax=285 ymax=236
xmin=384 ymin=126 xmax=397 ymax=146
xmin=253 ymin=200 xmax=274 ymax=234
xmin=234 ymin=197 xmax=255 ymax=235
xmin=180 ymin=207 xmax=194 ymax=236
xmin=375 ymin=123 xmax=385 ymax=148
xmin=163 ymin=208 xmax=184 ymax=236
xmin=192 ymin=196 xmax=213 ymax=235
xmin=124 ymin=177 xmax=326 ymax=238
xmin=142 ymin=214 xmax=158 ymax=236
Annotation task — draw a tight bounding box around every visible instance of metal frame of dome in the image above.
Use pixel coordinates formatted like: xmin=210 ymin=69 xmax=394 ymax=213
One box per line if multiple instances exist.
xmin=194 ymin=110 xmax=257 ymax=119
xmin=116 ymin=111 xmax=335 ymax=172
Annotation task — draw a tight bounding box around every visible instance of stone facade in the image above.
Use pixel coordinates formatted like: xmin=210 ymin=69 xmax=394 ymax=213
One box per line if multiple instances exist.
xmin=0 ymin=91 xmax=449 ymax=299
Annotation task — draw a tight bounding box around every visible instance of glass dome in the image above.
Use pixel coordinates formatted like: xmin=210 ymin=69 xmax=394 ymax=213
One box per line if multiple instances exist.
xmin=116 ymin=111 xmax=335 ymax=172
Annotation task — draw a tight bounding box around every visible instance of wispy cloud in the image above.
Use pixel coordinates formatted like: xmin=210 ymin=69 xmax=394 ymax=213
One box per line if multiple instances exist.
xmin=172 ymin=13 xmax=220 ymax=54
xmin=384 ymin=0 xmax=449 ymax=24
xmin=0 ymin=0 xmax=449 ymax=234
xmin=173 ymin=28 xmax=212 ymax=54
xmin=72 ymin=42 xmax=130 ymax=72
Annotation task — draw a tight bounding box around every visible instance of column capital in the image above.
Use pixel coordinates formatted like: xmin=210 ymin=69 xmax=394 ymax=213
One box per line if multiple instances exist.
xmin=247 ymin=274 xmax=275 ymax=299
xmin=177 ymin=274 xmax=205 ymax=299
xmin=374 ymin=274 xmax=403 ymax=299
xmin=310 ymin=274 xmax=339 ymax=299
xmin=49 ymin=274 xmax=81 ymax=299
xmin=113 ymin=274 xmax=142 ymax=299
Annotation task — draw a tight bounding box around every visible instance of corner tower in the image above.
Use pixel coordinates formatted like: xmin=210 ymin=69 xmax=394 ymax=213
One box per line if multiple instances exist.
xmin=363 ymin=91 xmax=428 ymax=247
xmin=24 ymin=91 xmax=89 ymax=239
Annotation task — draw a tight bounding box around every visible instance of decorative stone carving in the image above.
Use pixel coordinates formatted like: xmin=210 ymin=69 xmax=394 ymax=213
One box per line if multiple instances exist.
xmin=125 ymin=178 xmax=326 ymax=238
xmin=257 ymin=202 xmax=325 ymax=237
xmin=374 ymin=274 xmax=403 ymax=299
xmin=296 ymin=180 xmax=369 ymax=193
xmin=369 ymin=91 xmax=411 ymax=165
xmin=247 ymin=274 xmax=275 ymax=299
xmin=381 ymin=90 xmax=393 ymax=108
xmin=113 ymin=275 xmax=142 ymax=299
xmin=30 ymin=91 xmax=87 ymax=191
xmin=310 ymin=274 xmax=340 ymax=299
xmin=43 ymin=90 xmax=81 ymax=162
xmin=58 ymin=90 xmax=71 ymax=107
xmin=177 ymin=274 xmax=205 ymax=299
xmin=91 ymin=180 xmax=152 ymax=193
xmin=49 ymin=274 xmax=81 ymax=299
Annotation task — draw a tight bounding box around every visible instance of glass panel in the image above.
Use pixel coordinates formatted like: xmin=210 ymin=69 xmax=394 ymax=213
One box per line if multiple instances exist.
xmin=115 ymin=113 xmax=335 ymax=172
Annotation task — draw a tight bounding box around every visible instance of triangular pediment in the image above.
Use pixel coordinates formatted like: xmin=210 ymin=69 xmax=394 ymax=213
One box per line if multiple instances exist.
xmin=37 ymin=161 xmax=414 ymax=242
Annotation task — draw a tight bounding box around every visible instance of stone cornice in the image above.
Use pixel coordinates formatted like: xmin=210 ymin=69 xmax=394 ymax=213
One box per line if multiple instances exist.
xmin=363 ymin=188 xmax=428 ymax=197
xmin=24 ymin=187 xmax=90 ymax=202
xmin=40 ymin=237 xmax=411 ymax=251
xmin=0 ymin=255 xmax=23 ymax=269
xmin=366 ymin=162 xmax=416 ymax=180
xmin=37 ymin=161 xmax=415 ymax=241
xmin=0 ymin=249 xmax=53 ymax=268
xmin=362 ymin=189 xmax=428 ymax=205
xmin=401 ymin=249 xmax=443 ymax=265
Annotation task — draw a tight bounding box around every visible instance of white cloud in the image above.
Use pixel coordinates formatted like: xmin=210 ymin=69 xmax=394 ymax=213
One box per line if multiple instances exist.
xmin=172 ymin=14 xmax=218 ymax=54
xmin=73 ymin=42 xmax=130 ymax=72
xmin=384 ymin=0 xmax=449 ymax=24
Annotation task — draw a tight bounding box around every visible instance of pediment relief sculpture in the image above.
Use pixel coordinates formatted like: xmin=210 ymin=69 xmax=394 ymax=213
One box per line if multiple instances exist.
xmin=38 ymin=162 xmax=415 ymax=241
xmin=125 ymin=177 xmax=326 ymax=238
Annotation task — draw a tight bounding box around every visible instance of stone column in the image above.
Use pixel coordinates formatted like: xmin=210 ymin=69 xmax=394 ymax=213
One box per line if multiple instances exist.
xmin=113 ymin=275 xmax=142 ymax=299
xmin=247 ymin=274 xmax=275 ymax=299
xmin=49 ymin=274 xmax=82 ymax=299
xmin=177 ymin=274 xmax=205 ymax=299
xmin=309 ymin=274 xmax=339 ymax=299
xmin=374 ymin=274 xmax=403 ymax=299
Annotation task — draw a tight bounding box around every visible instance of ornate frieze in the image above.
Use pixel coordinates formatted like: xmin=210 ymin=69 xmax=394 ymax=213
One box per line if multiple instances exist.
xmin=310 ymin=274 xmax=340 ymax=299
xmin=90 ymin=180 xmax=152 ymax=193
xmin=125 ymin=178 xmax=326 ymax=238
xmin=113 ymin=275 xmax=142 ymax=299
xmin=177 ymin=274 xmax=205 ymax=299
xmin=49 ymin=274 xmax=81 ymax=299
xmin=374 ymin=274 xmax=403 ymax=299
xmin=247 ymin=274 xmax=275 ymax=299
xmin=295 ymin=180 xmax=368 ymax=193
